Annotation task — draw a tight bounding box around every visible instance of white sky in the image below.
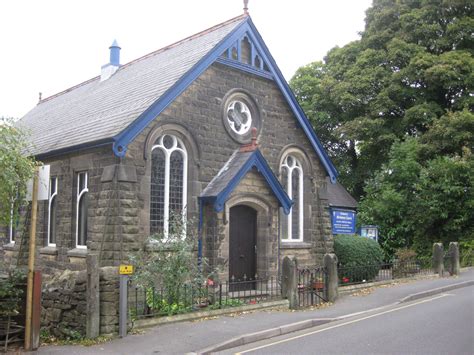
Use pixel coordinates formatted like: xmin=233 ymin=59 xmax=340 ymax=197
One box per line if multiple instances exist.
xmin=0 ymin=0 xmax=372 ymax=119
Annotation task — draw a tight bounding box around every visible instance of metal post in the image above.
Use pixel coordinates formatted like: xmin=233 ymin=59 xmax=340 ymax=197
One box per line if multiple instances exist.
xmin=25 ymin=167 xmax=39 ymax=351
xmin=119 ymin=275 xmax=128 ymax=337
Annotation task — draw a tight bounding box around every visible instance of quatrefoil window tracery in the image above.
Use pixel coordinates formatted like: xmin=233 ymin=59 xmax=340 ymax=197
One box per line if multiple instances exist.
xmin=226 ymin=100 xmax=252 ymax=135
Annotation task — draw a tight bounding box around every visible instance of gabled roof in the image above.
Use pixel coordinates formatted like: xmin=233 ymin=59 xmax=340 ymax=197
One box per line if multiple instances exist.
xmin=18 ymin=14 xmax=338 ymax=182
xmin=200 ymin=149 xmax=292 ymax=214
xmin=19 ymin=15 xmax=247 ymax=158
xmin=322 ymin=177 xmax=358 ymax=209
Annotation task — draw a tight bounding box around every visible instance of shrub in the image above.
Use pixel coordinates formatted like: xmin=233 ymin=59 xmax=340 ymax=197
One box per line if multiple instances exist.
xmin=460 ymin=239 xmax=474 ymax=267
xmin=334 ymin=234 xmax=384 ymax=283
xmin=393 ymin=248 xmax=420 ymax=277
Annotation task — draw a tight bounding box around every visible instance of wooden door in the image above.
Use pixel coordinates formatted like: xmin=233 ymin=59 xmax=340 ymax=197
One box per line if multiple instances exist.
xmin=229 ymin=205 xmax=257 ymax=290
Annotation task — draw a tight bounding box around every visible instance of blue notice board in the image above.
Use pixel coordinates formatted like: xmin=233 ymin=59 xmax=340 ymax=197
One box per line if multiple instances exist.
xmin=331 ymin=209 xmax=356 ymax=234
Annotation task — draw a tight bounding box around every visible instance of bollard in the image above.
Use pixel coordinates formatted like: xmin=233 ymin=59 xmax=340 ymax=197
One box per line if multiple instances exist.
xmin=323 ymin=253 xmax=338 ymax=303
xmin=448 ymin=242 xmax=460 ymax=276
xmin=432 ymin=243 xmax=444 ymax=276
xmin=282 ymin=256 xmax=298 ymax=309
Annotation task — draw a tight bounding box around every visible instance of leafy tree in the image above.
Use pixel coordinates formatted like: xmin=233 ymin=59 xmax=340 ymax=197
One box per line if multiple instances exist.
xmin=290 ymin=0 xmax=473 ymax=198
xmin=0 ymin=117 xmax=36 ymax=229
xmin=358 ymin=110 xmax=474 ymax=259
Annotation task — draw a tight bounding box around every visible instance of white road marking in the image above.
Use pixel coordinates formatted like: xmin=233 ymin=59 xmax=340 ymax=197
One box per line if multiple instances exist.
xmin=236 ymin=293 xmax=452 ymax=354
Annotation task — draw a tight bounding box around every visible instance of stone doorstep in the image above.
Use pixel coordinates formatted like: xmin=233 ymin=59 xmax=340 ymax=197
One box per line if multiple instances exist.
xmin=132 ymin=299 xmax=289 ymax=329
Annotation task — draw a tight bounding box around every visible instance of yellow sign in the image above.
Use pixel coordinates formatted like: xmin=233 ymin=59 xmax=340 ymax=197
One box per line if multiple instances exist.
xmin=119 ymin=265 xmax=134 ymax=275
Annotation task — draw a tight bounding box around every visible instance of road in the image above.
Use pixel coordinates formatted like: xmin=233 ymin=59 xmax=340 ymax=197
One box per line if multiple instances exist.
xmin=223 ymin=286 xmax=474 ymax=355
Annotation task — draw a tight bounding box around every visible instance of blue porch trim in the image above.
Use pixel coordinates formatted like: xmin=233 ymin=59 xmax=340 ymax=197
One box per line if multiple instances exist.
xmin=200 ymin=149 xmax=292 ymax=214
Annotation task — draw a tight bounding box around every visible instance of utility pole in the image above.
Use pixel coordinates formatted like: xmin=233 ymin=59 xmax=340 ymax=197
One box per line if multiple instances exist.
xmin=24 ymin=166 xmax=39 ymax=351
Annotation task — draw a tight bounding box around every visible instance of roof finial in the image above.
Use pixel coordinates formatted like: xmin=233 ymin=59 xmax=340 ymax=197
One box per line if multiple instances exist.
xmin=38 ymin=92 xmax=42 ymax=103
xmin=243 ymin=0 xmax=249 ymax=15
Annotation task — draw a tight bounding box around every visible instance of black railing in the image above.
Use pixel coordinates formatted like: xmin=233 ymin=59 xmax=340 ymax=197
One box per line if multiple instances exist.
xmin=338 ymin=260 xmax=433 ymax=286
xmin=128 ymin=276 xmax=280 ymax=320
xmin=297 ymin=266 xmax=328 ymax=307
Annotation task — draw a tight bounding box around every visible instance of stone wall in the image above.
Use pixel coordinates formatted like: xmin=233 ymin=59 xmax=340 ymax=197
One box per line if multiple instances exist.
xmin=42 ymin=269 xmax=88 ymax=337
xmin=41 ymin=266 xmax=119 ymax=337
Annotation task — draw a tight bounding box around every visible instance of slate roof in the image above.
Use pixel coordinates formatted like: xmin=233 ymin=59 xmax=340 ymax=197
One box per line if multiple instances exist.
xmin=200 ymin=149 xmax=292 ymax=214
xmin=18 ymin=15 xmax=247 ymax=157
xmin=324 ymin=177 xmax=358 ymax=209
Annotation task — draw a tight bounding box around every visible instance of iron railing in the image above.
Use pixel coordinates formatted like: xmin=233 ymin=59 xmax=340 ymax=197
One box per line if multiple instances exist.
xmin=338 ymin=260 xmax=433 ymax=286
xmin=128 ymin=276 xmax=281 ymax=320
xmin=297 ymin=266 xmax=328 ymax=307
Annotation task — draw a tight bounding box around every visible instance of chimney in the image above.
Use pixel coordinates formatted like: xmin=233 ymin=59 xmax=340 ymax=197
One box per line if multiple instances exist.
xmin=101 ymin=40 xmax=121 ymax=81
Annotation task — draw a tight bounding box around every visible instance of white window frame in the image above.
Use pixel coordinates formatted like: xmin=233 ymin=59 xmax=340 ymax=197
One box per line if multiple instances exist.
xmin=281 ymin=155 xmax=304 ymax=242
xmin=151 ymin=134 xmax=188 ymax=239
xmin=8 ymin=202 xmax=15 ymax=245
xmin=47 ymin=177 xmax=58 ymax=247
xmin=75 ymin=172 xmax=88 ymax=249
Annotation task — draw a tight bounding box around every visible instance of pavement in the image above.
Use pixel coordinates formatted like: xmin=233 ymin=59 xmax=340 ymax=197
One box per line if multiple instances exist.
xmin=36 ymin=268 xmax=474 ymax=355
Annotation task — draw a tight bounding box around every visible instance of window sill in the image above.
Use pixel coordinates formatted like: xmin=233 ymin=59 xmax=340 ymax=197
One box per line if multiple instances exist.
xmin=40 ymin=246 xmax=58 ymax=256
xmin=280 ymin=242 xmax=312 ymax=249
xmin=3 ymin=242 xmax=16 ymax=251
xmin=67 ymin=248 xmax=88 ymax=258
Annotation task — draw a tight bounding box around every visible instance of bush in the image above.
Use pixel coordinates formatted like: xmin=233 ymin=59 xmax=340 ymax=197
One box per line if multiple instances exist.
xmin=460 ymin=239 xmax=474 ymax=267
xmin=334 ymin=234 xmax=384 ymax=283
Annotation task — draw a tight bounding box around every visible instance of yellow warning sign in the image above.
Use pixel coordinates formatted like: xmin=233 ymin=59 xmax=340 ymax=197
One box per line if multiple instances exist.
xmin=119 ymin=265 xmax=134 ymax=275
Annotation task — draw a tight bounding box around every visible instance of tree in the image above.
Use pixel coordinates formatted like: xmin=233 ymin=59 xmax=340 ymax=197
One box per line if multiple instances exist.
xmin=290 ymin=0 xmax=473 ymax=198
xmin=357 ymin=110 xmax=474 ymax=259
xmin=0 ymin=117 xmax=36 ymax=228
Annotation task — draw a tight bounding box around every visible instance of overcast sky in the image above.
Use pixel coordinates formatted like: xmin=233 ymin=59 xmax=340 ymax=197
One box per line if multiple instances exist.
xmin=0 ymin=0 xmax=372 ymax=119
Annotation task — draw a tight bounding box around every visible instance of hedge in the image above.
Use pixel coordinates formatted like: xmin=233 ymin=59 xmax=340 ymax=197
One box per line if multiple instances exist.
xmin=334 ymin=234 xmax=384 ymax=283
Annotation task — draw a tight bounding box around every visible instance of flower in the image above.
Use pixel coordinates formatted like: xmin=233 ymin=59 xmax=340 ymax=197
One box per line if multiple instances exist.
xmin=206 ymin=278 xmax=215 ymax=286
xmin=342 ymin=277 xmax=349 ymax=283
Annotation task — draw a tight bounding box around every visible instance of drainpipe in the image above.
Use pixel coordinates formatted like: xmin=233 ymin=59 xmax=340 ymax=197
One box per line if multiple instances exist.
xmin=198 ymin=198 xmax=203 ymax=269
xmin=277 ymin=207 xmax=281 ymax=281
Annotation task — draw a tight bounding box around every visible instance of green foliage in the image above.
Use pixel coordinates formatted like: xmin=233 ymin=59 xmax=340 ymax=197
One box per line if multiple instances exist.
xmin=358 ymin=130 xmax=473 ymax=260
xmin=0 ymin=267 xmax=25 ymax=317
xmin=334 ymin=234 xmax=384 ymax=282
xmin=0 ymin=117 xmax=37 ymax=228
xmin=129 ymin=213 xmax=214 ymax=309
xmin=459 ymin=239 xmax=474 ymax=267
xmin=290 ymin=0 xmax=473 ymax=199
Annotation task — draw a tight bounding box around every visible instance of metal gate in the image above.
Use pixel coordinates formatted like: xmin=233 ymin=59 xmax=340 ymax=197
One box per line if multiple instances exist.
xmin=297 ymin=266 xmax=328 ymax=307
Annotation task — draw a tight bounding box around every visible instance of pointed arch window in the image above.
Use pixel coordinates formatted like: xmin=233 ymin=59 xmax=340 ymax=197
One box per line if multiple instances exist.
xmin=150 ymin=134 xmax=187 ymax=238
xmin=281 ymin=155 xmax=304 ymax=242
xmin=8 ymin=202 xmax=15 ymax=244
xmin=48 ymin=177 xmax=58 ymax=246
xmin=76 ymin=172 xmax=88 ymax=248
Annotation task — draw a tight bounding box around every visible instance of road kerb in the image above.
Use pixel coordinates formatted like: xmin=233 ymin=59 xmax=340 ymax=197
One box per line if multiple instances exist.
xmin=195 ymin=318 xmax=336 ymax=354
xmin=398 ymin=280 xmax=474 ymax=303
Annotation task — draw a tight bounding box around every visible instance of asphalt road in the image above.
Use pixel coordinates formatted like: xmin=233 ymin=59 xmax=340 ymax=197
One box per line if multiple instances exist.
xmin=223 ymin=286 xmax=474 ymax=355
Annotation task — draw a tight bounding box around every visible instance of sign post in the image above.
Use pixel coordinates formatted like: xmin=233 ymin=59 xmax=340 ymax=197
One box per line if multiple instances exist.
xmin=119 ymin=265 xmax=133 ymax=338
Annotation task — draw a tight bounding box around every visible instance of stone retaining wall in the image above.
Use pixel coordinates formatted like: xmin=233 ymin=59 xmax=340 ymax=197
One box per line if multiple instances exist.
xmin=41 ymin=266 xmax=119 ymax=337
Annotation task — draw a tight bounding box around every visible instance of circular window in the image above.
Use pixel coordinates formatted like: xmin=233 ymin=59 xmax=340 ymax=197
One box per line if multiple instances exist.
xmin=227 ymin=101 xmax=252 ymax=135
xmin=222 ymin=90 xmax=261 ymax=144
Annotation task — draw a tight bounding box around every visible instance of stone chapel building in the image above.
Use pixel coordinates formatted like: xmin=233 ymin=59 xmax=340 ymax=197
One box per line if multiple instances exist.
xmin=3 ymin=13 xmax=343 ymax=282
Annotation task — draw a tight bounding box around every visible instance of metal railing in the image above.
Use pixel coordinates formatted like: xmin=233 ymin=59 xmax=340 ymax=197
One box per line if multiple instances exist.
xmin=297 ymin=266 xmax=328 ymax=307
xmin=338 ymin=260 xmax=433 ymax=286
xmin=128 ymin=276 xmax=281 ymax=320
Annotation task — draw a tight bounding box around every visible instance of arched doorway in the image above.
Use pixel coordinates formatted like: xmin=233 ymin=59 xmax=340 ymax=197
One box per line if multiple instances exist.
xmin=229 ymin=205 xmax=257 ymax=290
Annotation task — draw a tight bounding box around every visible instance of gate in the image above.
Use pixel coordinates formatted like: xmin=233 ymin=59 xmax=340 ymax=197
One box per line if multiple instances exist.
xmin=297 ymin=266 xmax=328 ymax=307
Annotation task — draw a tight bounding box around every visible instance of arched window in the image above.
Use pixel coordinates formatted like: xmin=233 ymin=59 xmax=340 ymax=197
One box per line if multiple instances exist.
xmin=281 ymin=155 xmax=303 ymax=242
xmin=76 ymin=172 xmax=88 ymax=248
xmin=150 ymin=134 xmax=187 ymax=238
xmin=48 ymin=177 xmax=58 ymax=246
